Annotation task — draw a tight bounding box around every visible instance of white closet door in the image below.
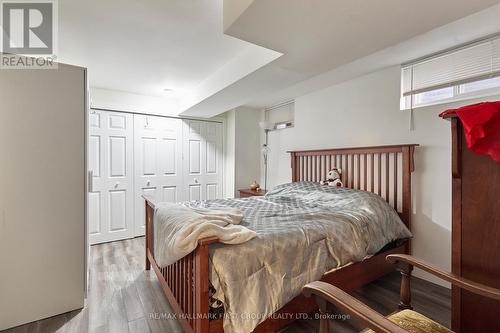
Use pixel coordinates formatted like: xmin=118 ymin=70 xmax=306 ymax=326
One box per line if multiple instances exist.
xmin=88 ymin=110 xmax=134 ymax=244
xmin=183 ymin=120 xmax=223 ymax=201
xmin=134 ymin=115 xmax=183 ymax=236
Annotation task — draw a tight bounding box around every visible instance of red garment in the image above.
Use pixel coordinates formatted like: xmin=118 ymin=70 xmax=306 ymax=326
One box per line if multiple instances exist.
xmin=439 ymin=101 xmax=500 ymax=162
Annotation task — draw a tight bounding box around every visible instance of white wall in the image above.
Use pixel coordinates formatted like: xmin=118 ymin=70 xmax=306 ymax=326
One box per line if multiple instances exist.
xmin=234 ymin=107 xmax=262 ymax=194
xmin=263 ymin=65 xmax=500 ymax=285
xmin=90 ymin=87 xmax=180 ymax=116
xmin=223 ymin=107 xmax=262 ymax=197
xmin=224 ymin=110 xmax=236 ymax=198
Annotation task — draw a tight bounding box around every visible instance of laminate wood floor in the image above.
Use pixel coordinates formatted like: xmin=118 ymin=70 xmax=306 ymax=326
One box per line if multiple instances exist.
xmin=3 ymin=237 xmax=451 ymax=333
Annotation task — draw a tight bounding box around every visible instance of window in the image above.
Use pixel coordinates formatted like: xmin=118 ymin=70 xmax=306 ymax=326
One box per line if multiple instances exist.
xmin=460 ymin=76 xmax=500 ymax=94
xmin=401 ymin=36 xmax=500 ymax=110
xmin=264 ymin=100 xmax=295 ymax=129
xmin=414 ymin=87 xmax=454 ymax=105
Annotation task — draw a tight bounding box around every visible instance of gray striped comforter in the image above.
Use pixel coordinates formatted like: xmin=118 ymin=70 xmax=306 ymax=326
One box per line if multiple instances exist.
xmin=182 ymin=182 xmax=412 ymax=333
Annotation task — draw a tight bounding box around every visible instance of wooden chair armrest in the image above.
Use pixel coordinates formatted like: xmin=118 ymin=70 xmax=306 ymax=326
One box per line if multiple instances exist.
xmin=303 ymin=281 xmax=409 ymax=333
xmin=387 ymin=254 xmax=500 ymax=301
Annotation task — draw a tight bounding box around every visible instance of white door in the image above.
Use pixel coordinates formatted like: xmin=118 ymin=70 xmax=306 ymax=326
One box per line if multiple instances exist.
xmin=183 ymin=120 xmax=223 ymax=201
xmin=134 ymin=115 xmax=183 ymax=236
xmin=88 ymin=110 xmax=134 ymax=244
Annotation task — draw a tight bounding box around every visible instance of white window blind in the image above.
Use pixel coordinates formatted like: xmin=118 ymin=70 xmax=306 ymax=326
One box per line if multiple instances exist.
xmin=265 ymin=100 xmax=294 ymax=129
xmin=402 ymin=36 xmax=500 ymax=97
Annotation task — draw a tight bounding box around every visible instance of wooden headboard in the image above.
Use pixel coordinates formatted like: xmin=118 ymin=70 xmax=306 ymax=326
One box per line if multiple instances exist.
xmin=289 ymin=144 xmax=418 ymax=229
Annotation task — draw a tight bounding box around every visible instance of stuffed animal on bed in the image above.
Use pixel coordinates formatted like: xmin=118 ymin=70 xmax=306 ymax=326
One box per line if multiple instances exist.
xmin=320 ymin=168 xmax=343 ymax=187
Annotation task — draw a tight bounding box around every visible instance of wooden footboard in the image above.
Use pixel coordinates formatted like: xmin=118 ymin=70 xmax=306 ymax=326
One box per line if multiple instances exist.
xmin=144 ymin=196 xmax=218 ymax=333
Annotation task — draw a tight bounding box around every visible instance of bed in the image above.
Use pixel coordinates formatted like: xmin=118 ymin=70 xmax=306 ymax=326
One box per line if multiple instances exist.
xmin=144 ymin=144 xmax=417 ymax=333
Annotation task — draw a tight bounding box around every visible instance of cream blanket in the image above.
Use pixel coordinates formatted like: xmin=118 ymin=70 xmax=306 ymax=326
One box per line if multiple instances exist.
xmin=153 ymin=202 xmax=257 ymax=267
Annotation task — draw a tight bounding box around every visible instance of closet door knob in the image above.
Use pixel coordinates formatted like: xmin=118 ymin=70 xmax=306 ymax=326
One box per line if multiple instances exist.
xmin=194 ymin=178 xmax=199 ymax=184
xmin=114 ymin=182 xmax=120 ymax=188
xmin=146 ymin=180 xmax=151 ymax=186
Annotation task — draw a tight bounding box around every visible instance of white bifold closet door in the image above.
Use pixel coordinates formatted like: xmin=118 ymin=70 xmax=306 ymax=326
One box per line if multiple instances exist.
xmin=183 ymin=120 xmax=223 ymax=201
xmin=88 ymin=110 xmax=135 ymax=244
xmin=134 ymin=115 xmax=183 ymax=237
xmin=88 ymin=112 xmax=224 ymax=242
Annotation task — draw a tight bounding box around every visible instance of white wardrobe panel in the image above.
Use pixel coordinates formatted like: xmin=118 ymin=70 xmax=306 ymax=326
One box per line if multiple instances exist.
xmin=89 ymin=112 xmax=100 ymax=128
xmin=0 ymin=64 xmax=86 ymax=330
xmin=163 ymin=186 xmax=178 ymax=203
xmin=109 ymin=190 xmax=127 ymax=231
xmin=142 ymin=138 xmax=157 ymax=175
xmin=189 ymin=139 xmax=202 ymax=174
xmin=89 ymin=113 xmax=224 ymax=242
xmin=109 ymin=136 xmax=127 ymax=177
xmin=88 ymin=110 xmax=134 ymax=244
xmin=134 ymin=115 xmax=183 ymax=237
xmin=183 ymin=120 xmax=223 ymax=201
xmin=89 ymin=135 xmax=101 ymax=177
xmin=206 ymin=139 xmax=218 ymax=174
xmin=161 ymin=139 xmax=177 ymax=175
xmin=109 ymin=113 xmax=126 ymax=129
xmin=207 ymin=183 xmax=218 ymax=200
xmin=189 ymin=184 xmax=202 ymax=201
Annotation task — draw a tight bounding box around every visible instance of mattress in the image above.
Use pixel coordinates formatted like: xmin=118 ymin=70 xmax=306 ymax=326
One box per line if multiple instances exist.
xmin=179 ymin=182 xmax=412 ymax=333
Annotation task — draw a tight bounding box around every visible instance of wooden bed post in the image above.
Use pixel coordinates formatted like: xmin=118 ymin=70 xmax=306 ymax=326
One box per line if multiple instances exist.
xmin=194 ymin=237 xmax=216 ymax=333
xmin=402 ymin=145 xmax=414 ymax=254
xmin=145 ymin=200 xmax=153 ymax=270
xmin=291 ymin=151 xmax=298 ymax=182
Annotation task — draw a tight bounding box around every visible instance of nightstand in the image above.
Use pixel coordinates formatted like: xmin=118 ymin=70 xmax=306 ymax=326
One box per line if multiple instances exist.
xmin=238 ymin=188 xmax=267 ymax=198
